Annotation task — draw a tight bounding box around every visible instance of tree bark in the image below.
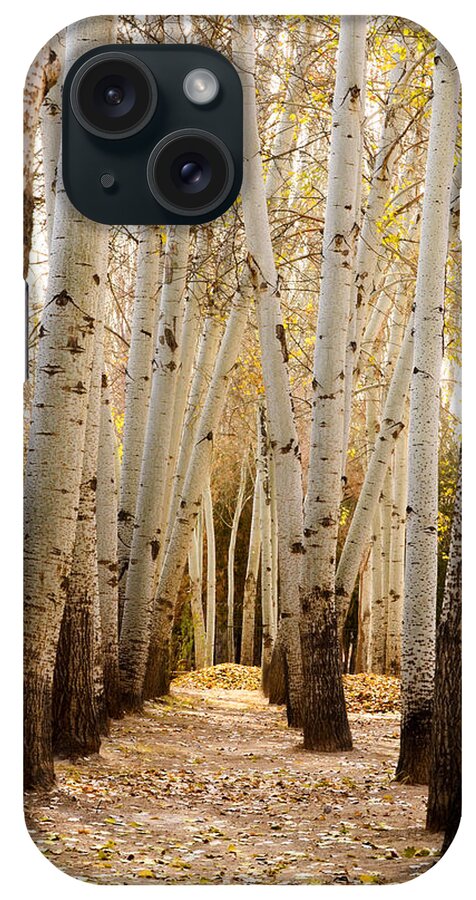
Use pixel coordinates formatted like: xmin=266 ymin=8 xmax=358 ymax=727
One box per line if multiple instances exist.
xmin=300 ymin=16 xmax=366 ymax=751
xmin=119 ymin=225 xmax=189 ymax=710
xmin=203 ymin=481 xmax=216 ymax=669
xmin=144 ymin=269 xmax=254 ymax=697
xmin=24 ymin=38 xmax=61 ymax=277
xmin=117 ymin=227 xmax=163 ymax=625
xmin=240 ymin=472 xmax=260 ymax=666
xmin=335 ymin=319 xmax=414 ymax=622
xmin=188 ymin=509 xmax=206 ymax=670
xmin=233 ymin=16 xmax=305 ymax=727
xmin=97 ymin=372 xmax=121 ymax=718
xmin=396 ymin=45 xmax=460 ymax=785
xmin=52 ymin=278 xmax=107 ymax=756
xmin=226 ymin=453 xmax=248 ymax=662
xmin=426 ymin=460 xmax=461 ymax=849
xmin=24 ymin=16 xmax=115 ymax=790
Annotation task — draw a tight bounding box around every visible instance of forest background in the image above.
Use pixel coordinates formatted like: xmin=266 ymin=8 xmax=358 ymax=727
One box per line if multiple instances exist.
xmin=2 ymin=0 xmax=473 ymax=896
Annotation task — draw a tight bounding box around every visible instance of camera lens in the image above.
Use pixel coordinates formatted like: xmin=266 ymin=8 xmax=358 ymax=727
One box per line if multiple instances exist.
xmin=104 ymin=85 xmax=124 ymax=106
xmin=180 ymin=162 xmax=202 ymax=186
xmin=147 ymin=129 xmax=234 ymax=216
xmin=70 ymin=52 xmax=158 ymax=139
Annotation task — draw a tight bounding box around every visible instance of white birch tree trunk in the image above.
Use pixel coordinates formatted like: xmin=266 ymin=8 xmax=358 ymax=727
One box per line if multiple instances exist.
xmin=165 ymin=312 xmax=222 ymax=550
xmin=233 ymin=16 xmax=305 ymax=726
xmin=368 ymin=502 xmax=386 ymax=673
xmin=385 ymin=403 xmax=408 ymax=675
xmin=257 ymin=404 xmax=276 ymax=690
xmin=203 ymin=481 xmax=216 ymax=668
xmin=396 ymin=45 xmax=460 ymax=784
xmin=23 ymin=16 xmax=115 ymax=789
xmin=117 ymin=227 xmax=163 ymax=623
xmin=52 ymin=281 xmax=107 ymax=755
xmin=240 ymin=471 xmax=261 ymax=666
xmin=336 ymin=318 xmax=414 ymax=619
xmin=226 ymin=453 xmax=248 ymax=662
xmin=300 ymin=16 xmax=366 ymax=751
xmin=355 ymin=550 xmax=371 ymax=673
xmin=97 ymin=371 xmax=121 ymax=717
xmin=39 ymin=42 xmax=63 ymax=250
xmin=119 ymin=225 xmax=190 ymax=709
xmin=24 ymin=38 xmax=61 ymax=277
xmin=188 ymin=509 xmax=206 ymax=670
xmin=157 ymin=233 xmax=207 ymax=581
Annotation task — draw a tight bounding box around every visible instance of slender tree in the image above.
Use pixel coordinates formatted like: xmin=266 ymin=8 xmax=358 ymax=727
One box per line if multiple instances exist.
xmin=117 ymin=227 xmax=163 ymax=622
xmin=240 ymin=471 xmax=261 ymax=666
xmin=426 ymin=458 xmax=461 ymax=850
xmin=203 ymin=481 xmax=217 ymax=668
xmin=300 ymin=16 xmax=366 ymax=751
xmin=396 ymin=44 xmax=460 ymax=784
xmin=97 ymin=372 xmax=121 ymax=717
xmin=233 ymin=16 xmax=305 ymax=726
xmin=226 ymin=453 xmax=248 ymax=662
xmin=24 ymin=16 xmax=115 ymax=789
xmin=120 ymin=225 xmax=190 ymax=710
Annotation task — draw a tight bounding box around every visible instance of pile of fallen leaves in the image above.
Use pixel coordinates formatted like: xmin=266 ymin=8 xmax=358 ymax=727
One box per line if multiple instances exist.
xmin=173 ymin=666 xmax=400 ymax=714
xmin=343 ymin=674 xmax=400 ymax=714
xmin=173 ymin=664 xmax=262 ymax=691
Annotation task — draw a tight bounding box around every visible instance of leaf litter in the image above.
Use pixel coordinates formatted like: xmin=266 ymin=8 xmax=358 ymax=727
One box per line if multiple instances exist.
xmin=24 ymin=666 xmax=439 ymax=885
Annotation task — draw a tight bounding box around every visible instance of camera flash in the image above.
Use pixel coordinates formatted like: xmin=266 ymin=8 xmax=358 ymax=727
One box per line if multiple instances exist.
xmin=183 ymin=69 xmax=219 ymax=106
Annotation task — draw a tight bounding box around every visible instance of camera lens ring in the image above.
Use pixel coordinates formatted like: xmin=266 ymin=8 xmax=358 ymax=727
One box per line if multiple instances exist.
xmin=147 ymin=129 xmax=235 ymax=216
xmin=70 ymin=51 xmax=158 ymax=140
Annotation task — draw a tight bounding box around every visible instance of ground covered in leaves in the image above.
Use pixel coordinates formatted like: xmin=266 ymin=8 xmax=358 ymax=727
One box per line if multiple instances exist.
xmin=25 ymin=669 xmax=440 ymax=885
xmin=174 ymin=664 xmax=401 ymax=715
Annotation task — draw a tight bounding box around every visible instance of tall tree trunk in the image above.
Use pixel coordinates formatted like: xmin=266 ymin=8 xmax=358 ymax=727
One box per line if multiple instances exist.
xmin=120 ymin=225 xmax=189 ymax=710
xmin=39 ymin=42 xmax=63 ymax=250
xmin=426 ymin=459 xmax=461 ymax=850
xmin=23 ymin=16 xmax=115 ymax=790
xmin=396 ymin=45 xmax=460 ymax=785
xmin=52 ymin=283 xmax=107 ymax=756
xmin=203 ymin=481 xmax=216 ymax=668
xmin=226 ymin=453 xmax=248 ymax=662
xmin=300 ymin=16 xmax=366 ymax=751
xmin=24 ymin=38 xmax=61 ymax=278
xmin=97 ymin=372 xmax=121 ymax=718
xmin=144 ymin=270 xmax=254 ymax=696
xmin=335 ymin=319 xmax=414 ymax=622
xmin=117 ymin=227 xmax=163 ymax=624
xmin=158 ymin=232 xmax=207 ymax=578
xmin=355 ymin=550 xmax=371 ymax=672
xmin=188 ymin=509 xmax=206 ymax=670
xmin=165 ymin=312 xmax=222 ymax=550
xmin=385 ymin=402 xmax=408 ymax=675
xmin=240 ymin=472 xmax=261 ymax=666
xmin=258 ymin=406 xmax=275 ymax=692
xmin=233 ymin=16 xmax=305 ymax=727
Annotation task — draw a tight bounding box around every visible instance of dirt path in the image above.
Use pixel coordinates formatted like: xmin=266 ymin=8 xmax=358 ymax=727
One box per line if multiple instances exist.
xmin=25 ymin=687 xmax=442 ymax=885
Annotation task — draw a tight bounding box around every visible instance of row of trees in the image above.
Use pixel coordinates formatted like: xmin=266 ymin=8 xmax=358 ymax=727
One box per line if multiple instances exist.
xmin=24 ymin=13 xmax=461 ymax=848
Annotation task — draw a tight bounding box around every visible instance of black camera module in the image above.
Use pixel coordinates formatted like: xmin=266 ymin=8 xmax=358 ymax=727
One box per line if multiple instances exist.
xmin=70 ymin=51 xmax=158 ymax=139
xmin=147 ymin=129 xmax=234 ymax=216
xmin=63 ymin=44 xmax=243 ymax=223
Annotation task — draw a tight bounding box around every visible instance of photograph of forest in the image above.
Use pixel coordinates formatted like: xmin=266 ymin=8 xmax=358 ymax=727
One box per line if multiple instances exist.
xmin=23 ymin=14 xmax=461 ymax=885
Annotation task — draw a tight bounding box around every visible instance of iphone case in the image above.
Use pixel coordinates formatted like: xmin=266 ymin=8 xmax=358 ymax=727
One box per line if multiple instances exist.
xmin=24 ymin=14 xmax=461 ymax=885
